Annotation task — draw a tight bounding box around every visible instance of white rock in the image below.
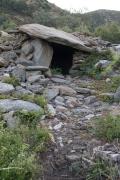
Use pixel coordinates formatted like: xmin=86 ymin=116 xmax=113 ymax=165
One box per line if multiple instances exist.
xmin=47 ymin=104 xmax=56 ymax=117
xmin=54 ymin=123 xmax=63 ymax=130
xmin=0 ymin=82 xmax=15 ymax=94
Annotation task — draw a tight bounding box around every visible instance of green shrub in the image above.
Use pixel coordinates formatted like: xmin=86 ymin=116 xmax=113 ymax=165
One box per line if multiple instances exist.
xmin=87 ymin=159 xmax=119 ymax=180
xmin=34 ymin=96 xmax=47 ymax=108
xmin=95 ymin=22 xmax=120 ymax=43
xmin=102 ymin=52 xmax=120 ymax=77
xmin=0 ymin=122 xmax=38 ymax=180
xmin=92 ymin=115 xmax=120 ymax=142
xmin=93 ymin=76 xmax=120 ymax=96
xmin=3 ymin=76 xmax=20 ymax=87
xmin=14 ymin=110 xmax=44 ymax=127
xmin=78 ymin=50 xmax=113 ymax=78
xmin=16 ymin=125 xmax=51 ymax=153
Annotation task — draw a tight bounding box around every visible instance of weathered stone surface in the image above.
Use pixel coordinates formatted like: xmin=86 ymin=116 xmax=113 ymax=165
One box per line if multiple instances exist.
xmin=16 ymin=57 xmax=34 ymax=66
xmin=19 ymin=24 xmax=93 ymax=52
xmin=3 ymin=111 xmax=18 ymax=128
xmin=85 ymin=96 xmax=97 ymax=105
xmin=25 ymin=66 xmax=48 ymax=71
xmin=57 ymin=86 xmax=76 ymax=96
xmin=47 ymin=104 xmax=56 ymax=117
xmin=31 ymin=38 xmax=53 ymax=67
xmin=0 ymin=82 xmax=14 ymax=94
xmin=27 ymin=75 xmax=45 ymax=83
xmin=114 ymin=86 xmax=120 ymax=102
xmin=0 ymin=51 xmax=17 ymax=61
xmin=0 ymin=57 xmax=9 ymax=67
xmin=76 ymin=87 xmax=91 ymax=95
xmin=11 ymin=65 xmax=26 ymax=82
xmin=27 ymin=84 xmax=44 ymax=94
xmin=0 ymin=99 xmax=41 ymax=112
xmin=51 ymin=77 xmax=68 ymax=84
xmin=15 ymin=86 xmax=32 ymax=95
xmin=44 ymin=88 xmax=59 ymax=101
xmin=21 ymin=40 xmax=34 ymax=56
xmin=93 ymin=144 xmax=120 ymax=163
xmin=95 ymin=60 xmax=111 ymax=69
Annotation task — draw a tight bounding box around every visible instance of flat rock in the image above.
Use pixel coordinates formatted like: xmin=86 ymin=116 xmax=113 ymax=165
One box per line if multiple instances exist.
xmin=19 ymin=24 xmax=93 ymax=52
xmin=57 ymin=85 xmax=76 ymax=96
xmin=0 ymin=82 xmax=15 ymax=94
xmin=76 ymin=87 xmax=92 ymax=94
xmin=0 ymin=99 xmax=41 ymax=112
xmin=51 ymin=77 xmax=68 ymax=84
xmin=25 ymin=66 xmax=48 ymax=71
xmin=44 ymin=88 xmax=59 ymax=101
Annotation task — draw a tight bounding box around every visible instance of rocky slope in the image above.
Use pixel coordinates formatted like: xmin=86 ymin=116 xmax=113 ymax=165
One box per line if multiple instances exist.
xmin=0 ymin=30 xmax=120 ymax=179
xmin=1 ymin=0 xmax=120 ymax=32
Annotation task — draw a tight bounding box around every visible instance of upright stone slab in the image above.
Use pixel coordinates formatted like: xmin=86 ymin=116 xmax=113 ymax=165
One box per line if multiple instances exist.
xmin=31 ymin=39 xmax=53 ymax=68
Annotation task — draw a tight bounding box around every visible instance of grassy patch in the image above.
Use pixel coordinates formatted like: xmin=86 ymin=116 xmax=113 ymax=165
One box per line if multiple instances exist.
xmin=93 ymin=75 xmax=120 ymax=95
xmin=13 ymin=94 xmax=47 ymax=108
xmin=102 ymin=52 xmax=120 ymax=77
xmin=14 ymin=110 xmax=44 ymax=127
xmin=91 ymin=114 xmax=120 ymax=142
xmin=3 ymin=76 xmax=20 ymax=87
xmin=0 ymin=100 xmax=51 ymax=179
xmin=78 ymin=50 xmax=113 ymax=79
xmin=87 ymin=159 xmax=119 ymax=180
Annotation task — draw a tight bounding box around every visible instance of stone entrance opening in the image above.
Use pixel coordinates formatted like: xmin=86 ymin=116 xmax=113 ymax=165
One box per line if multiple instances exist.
xmin=50 ymin=43 xmax=75 ymax=75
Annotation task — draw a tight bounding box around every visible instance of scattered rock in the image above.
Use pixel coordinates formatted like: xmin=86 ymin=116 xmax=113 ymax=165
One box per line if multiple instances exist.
xmin=85 ymin=96 xmax=97 ymax=105
xmin=95 ymin=60 xmax=111 ymax=69
xmin=0 ymin=57 xmax=9 ymax=67
xmin=51 ymin=77 xmax=68 ymax=84
xmin=76 ymin=87 xmax=92 ymax=95
xmin=27 ymin=84 xmax=44 ymax=94
xmin=56 ymin=105 xmax=67 ymax=113
xmin=0 ymin=82 xmax=15 ymax=94
xmin=53 ymin=122 xmax=63 ymax=131
xmin=3 ymin=111 xmax=18 ymax=128
xmin=57 ymin=85 xmax=76 ymax=96
xmin=47 ymin=104 xmax=56 ymax=117
xmin=11 ymin=65 xmax=26 ymax=82
xmin=44 ymin=88 xmax=59 ymax=101
xmin=0 ymin=99 xmax=41 ymax=112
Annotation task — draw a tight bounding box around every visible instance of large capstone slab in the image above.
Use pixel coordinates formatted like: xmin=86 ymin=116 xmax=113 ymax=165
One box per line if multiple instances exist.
xmin=0 ymin=99 xmax=41 ymax=112
xmin=19 ymin=24 xmax=93 ymax=52
xmin=0 ymin=82 xmax=15 ymax=94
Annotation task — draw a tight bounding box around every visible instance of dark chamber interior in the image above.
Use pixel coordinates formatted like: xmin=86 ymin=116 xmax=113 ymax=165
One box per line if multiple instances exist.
xmin=50 ymin=43 xmax=75 ymax=75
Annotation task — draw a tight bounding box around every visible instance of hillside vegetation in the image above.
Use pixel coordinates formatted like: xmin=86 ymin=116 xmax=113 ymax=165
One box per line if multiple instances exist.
xmin=1 ymin=0 xmax=120 ymax=43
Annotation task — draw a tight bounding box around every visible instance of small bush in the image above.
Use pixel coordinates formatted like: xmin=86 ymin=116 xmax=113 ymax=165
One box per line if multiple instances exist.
xmin=16 ymin=125 xmax=51 ymax=153
xmin=0 ymin=122 xmax=38 ymax=179
xmin=95 ymin=22 xmax=120 ymax=43
xmin=87 ymin=159 xmax=119 ymax=180
xmin=93 ymin=76 xmax=120 ymax=97
xmin=78 ymin=50 xmax=113 ymax=78
xmin=34 ymin=95 xmax=47 ymax=108
xmin=3 ymin=76 xmax=20 ymax=87
xmin=14 ymin=110 xmax=44 ymax=127
xmin=102 ymin=52 xmax=120 ymax=77
xmin=92 ymin=115 xmax=120 ymax=142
